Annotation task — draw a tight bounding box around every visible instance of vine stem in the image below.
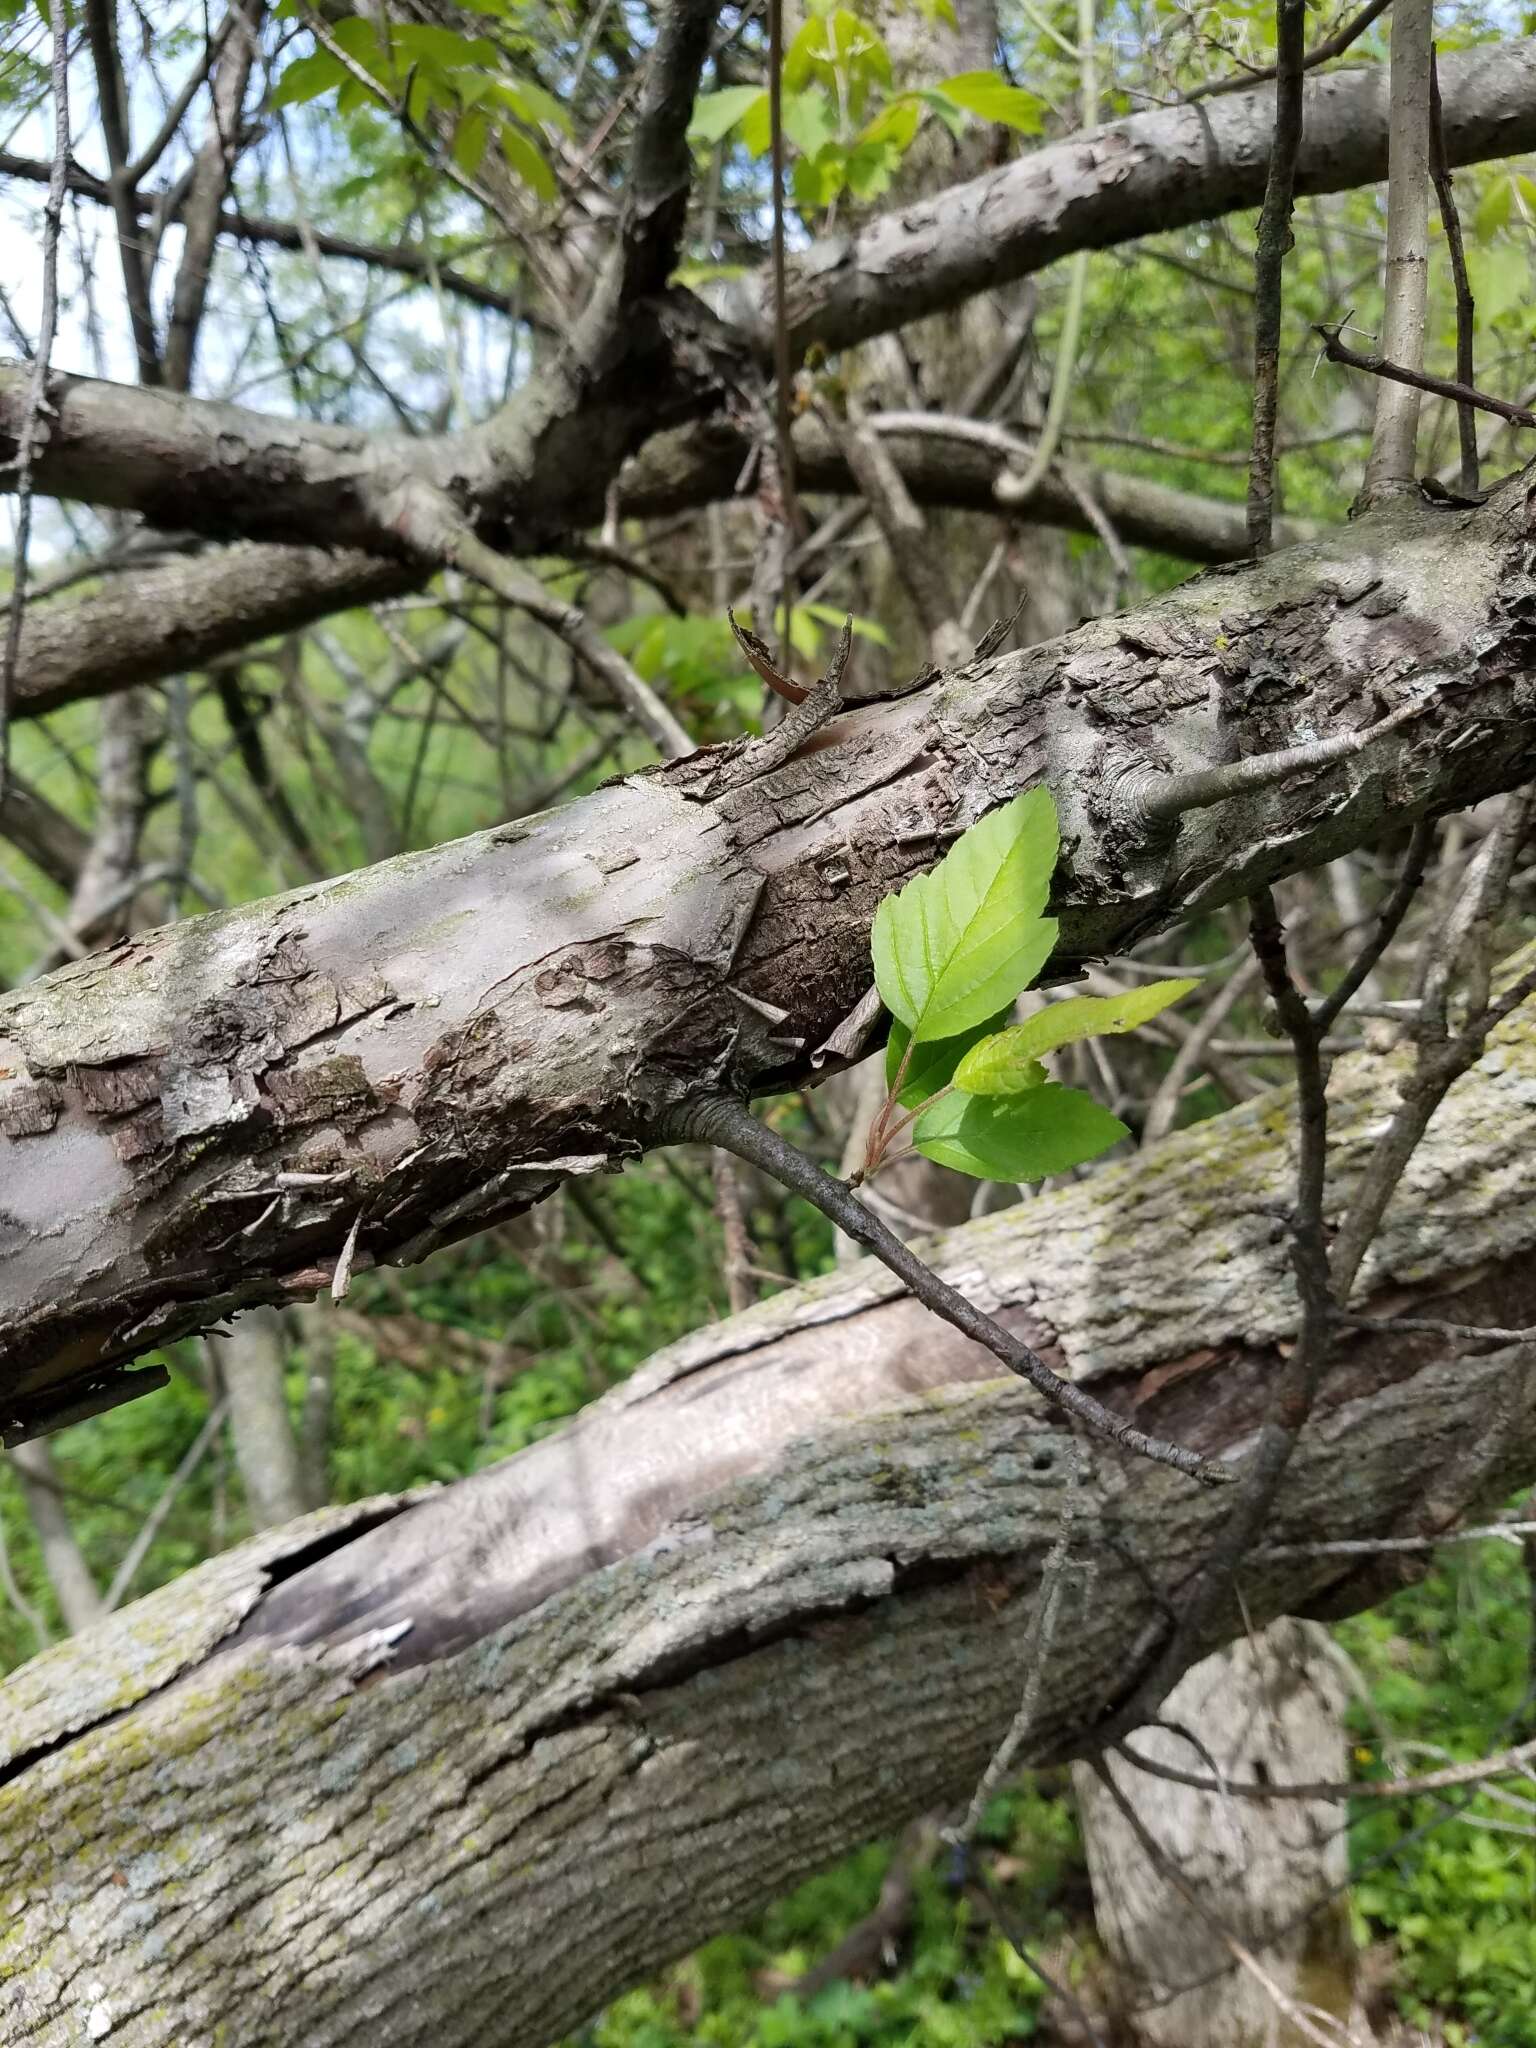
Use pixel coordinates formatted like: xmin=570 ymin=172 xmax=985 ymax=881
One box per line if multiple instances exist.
xmin=671 ymin=1094 xmax=1232 ymax=1488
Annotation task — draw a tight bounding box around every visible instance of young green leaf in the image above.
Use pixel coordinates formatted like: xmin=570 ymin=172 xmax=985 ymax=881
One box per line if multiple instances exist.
xmin=937 ymin=70 xmax=1044 ymax=133
xmin=953 ymin=978 xmax=1197 ymax=1094
xmin=688 ymin=85 xmax=765 ymax=145
xmin=912 ymin=1085 xmax=1127 ymax=1182
xmin=884 ymin=1006 xmax=1013 ymax=1110
xmin=871 ymin=786 xmax=1058 ymax=1044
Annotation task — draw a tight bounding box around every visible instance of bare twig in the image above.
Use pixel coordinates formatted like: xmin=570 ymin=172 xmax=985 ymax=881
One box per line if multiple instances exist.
xmin=994 ymin=0 xmax=1097 ymax=511
xmin=103 ymin=1394 xmax=232 ymax=1612
xmin=1428 ymin=48 xmax=1481 ymax=497
xmin=1246 ymin=0 xmax=1306 ymax=556
xmin=1117 ymin=1732 xmax=1536 ymax=1805
xmin=1316 ymin=323 xmax=1536 ymax=433
xmin=1183 ymin=0 xmax=1391 ymax=104
xmin=675 ymin=1094 xmax=1233 ymax=1487
xmin=1140 ymin=695 xmax=1430 ymax=823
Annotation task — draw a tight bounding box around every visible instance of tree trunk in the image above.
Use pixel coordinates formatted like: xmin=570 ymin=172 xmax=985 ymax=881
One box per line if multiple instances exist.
xmin=1075 ymin=1621 xmax=1354 ymax=2045
xmin=5 ymin=1440 xmax=104 ymax=1635
xmin=4 ymin=475 xmax=1536 ymax=1441
xmin=211 ymin=1308 xmax=310 ymax=1532
xmin=3 ymin=976 xmax=1536 ymax=2044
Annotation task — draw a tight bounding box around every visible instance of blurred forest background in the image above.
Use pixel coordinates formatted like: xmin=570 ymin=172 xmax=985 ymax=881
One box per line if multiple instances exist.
xmin=2 ymin=0 xmax=1536 ymax=2039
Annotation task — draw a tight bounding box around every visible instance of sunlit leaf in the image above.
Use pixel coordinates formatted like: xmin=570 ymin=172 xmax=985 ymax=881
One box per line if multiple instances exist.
xmin=954 ymin=979 xmax=1197 ymax=1094
xmin=269 ymin=49 xmax=347 ymax=108
xmin=871 ymin=787 xmax=1059 ymax=1043
xmin=913 ymin=1085 xmax=1128 ymax=1181
xmin=688 ymin=85 xmax=763 ymax=143
xmin=938 ymin=69 xmax=1044 ymax=133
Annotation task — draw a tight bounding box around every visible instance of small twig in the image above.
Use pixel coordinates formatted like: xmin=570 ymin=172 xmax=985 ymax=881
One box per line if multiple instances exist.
xmin=674 ymin=1094 xmax=1232 ymax=1487
xmin=1 ymin=0 xmax=70 ymax=799
xmin=993 ymin=0 xmax=1097 ymax=513
xmin=1140 ymin=695 xmax=1430 ymax=824
xmin=103 ymin=1394 xmax=232 ymax=1612
xmin=1246 ymin=0 xmax=1306 ymax=557
xmin=710 ymin=1150 xmax=758 ymax=1315
xmin=1427 ymin=48 xmax=1480 ymax=498
xmin=1105 ymin=892 xmax=1334 ymax=1730
xmin=766 ymin=0 xmax=799 ymax=665
xmin=432 ymin=520 xmax=694 ymax=759
xmin=1255 ymin=1518 xmax=1536 ymax=1559
xmin=1117 ymin=1732 xmax=1536 ymax=1805
xmin=1182 ymin=0 xmax=1391 ymax=104
xmin=1316 ymin=322 xmax=1536 ymax=433
xmin=951 ymin=1438 xmax=1090 ymax=1847
xmin=1311 ymin=817 xmax=1435 ymax=1036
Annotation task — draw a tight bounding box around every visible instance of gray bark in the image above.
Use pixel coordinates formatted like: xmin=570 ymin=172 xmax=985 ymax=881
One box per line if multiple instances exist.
xmin=3 ymin=474 xmax=1535 ymax=1440
xmin=1075 ymin=1623 xmax=1354 ymax=2044
xmin=5 ymin=39 xmax=1533 ymax=714
xmin=211 ymin=1308 xmax=310 ymax=1532
xmin=3 ymin=979 xmax=1536 ymax=2044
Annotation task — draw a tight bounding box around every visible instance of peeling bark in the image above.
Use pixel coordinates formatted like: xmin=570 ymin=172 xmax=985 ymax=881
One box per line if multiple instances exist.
xmin=3 ymin=979 xmax=1536 ymax=2044
xmin=3 ymin=473 xmax=1535 ymax=1437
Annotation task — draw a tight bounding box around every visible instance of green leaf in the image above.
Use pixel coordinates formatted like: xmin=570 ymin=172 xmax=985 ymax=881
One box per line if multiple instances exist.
xmin=871 ymin=787 xmax=1059 ymax=1043
xmin=782 ymin=88 xmax=836 ymax=159
xmin=688 ymin=84 xmax=763 ymax=143
xmin=954 ymin=978 xmax=1198 ymax=1093
xmin=739 ymin=90 xmax=773 ymax=155
xmin=451 ymin=108 xmax=489 ymax=174
xmin=912 ymin=1085 xmax=1127 ymax=1182
xmin=937 ymin=69 xmax=1044 ymax=133
xmin=860 ymin=95 xmax=922 ymax=152
xmin=499 ymin=122 xmax=556 ymax=201
xmin=884 ymin=1006 xmax=1013 ymax=1110
xmin=269 ymin=49 xmax=347 ymax=108
xmin=1475 ymin=176 xmax=1513 ymax=240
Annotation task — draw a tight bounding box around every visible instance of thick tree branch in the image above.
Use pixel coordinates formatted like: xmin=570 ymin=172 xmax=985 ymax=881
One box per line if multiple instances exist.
xmin=2 ymin=472 xmax=1535 ymax=1436
xmin=4 ymin=978 xmax=1536 ymax=2043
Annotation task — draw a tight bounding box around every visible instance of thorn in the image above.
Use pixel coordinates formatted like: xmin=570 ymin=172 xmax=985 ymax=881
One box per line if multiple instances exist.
xmin=727 ymin=604 xmax=807 ymax=705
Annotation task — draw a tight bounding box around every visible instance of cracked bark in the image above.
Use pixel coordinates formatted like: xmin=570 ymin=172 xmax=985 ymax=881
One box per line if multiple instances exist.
xmin=3 ymin=471 xmax=1536 ymax=1439
xmin=3 ymin=969 xmax=1536 ymax=2043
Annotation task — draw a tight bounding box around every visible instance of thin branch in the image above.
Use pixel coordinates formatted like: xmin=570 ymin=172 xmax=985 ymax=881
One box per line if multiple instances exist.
xmin=674 ymin=1094 xmax=1233 ymax=1487
xmin=423 ymin=515 xmax=695 ymax=760
xmin=993 ymin=0 xmax=1097 ymax=512
xmin=1246 ymin=0 xmax=1306 ymax=556
xmin=1428 ymin=47 xmax=1480 ymax=497
xmin=1183 ymin=0 xmax=1392 ymax=104
xmin=1117 ymin=1732 xmax=1536 ymax=1805
xmin=1316 ymin=322 xmax=1536 ymax=432
xmin=1105 ymin=890 xmax=1335 ymax=1731
xmin=0 ymin=0 xmax=69 ymax=801
xmin=103 ymin=1394 xmax=231 ymax=1612
xmin=1140 ymin=695 xmax=1430 ymax=823
xmin=1311 ymin=816 xmax=1434 ymax=1035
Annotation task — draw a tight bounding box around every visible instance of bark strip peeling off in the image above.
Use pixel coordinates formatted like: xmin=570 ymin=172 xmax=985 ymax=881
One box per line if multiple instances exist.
xmin=3 ymin=473 xmax=1536 ymax=1436
xmin=3 ymin=961 xmax=1536 ymax=2045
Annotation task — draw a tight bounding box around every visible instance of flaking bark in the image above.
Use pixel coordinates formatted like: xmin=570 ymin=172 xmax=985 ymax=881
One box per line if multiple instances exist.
xmin=3 ymin=472 xmax=1535 ymax=1439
